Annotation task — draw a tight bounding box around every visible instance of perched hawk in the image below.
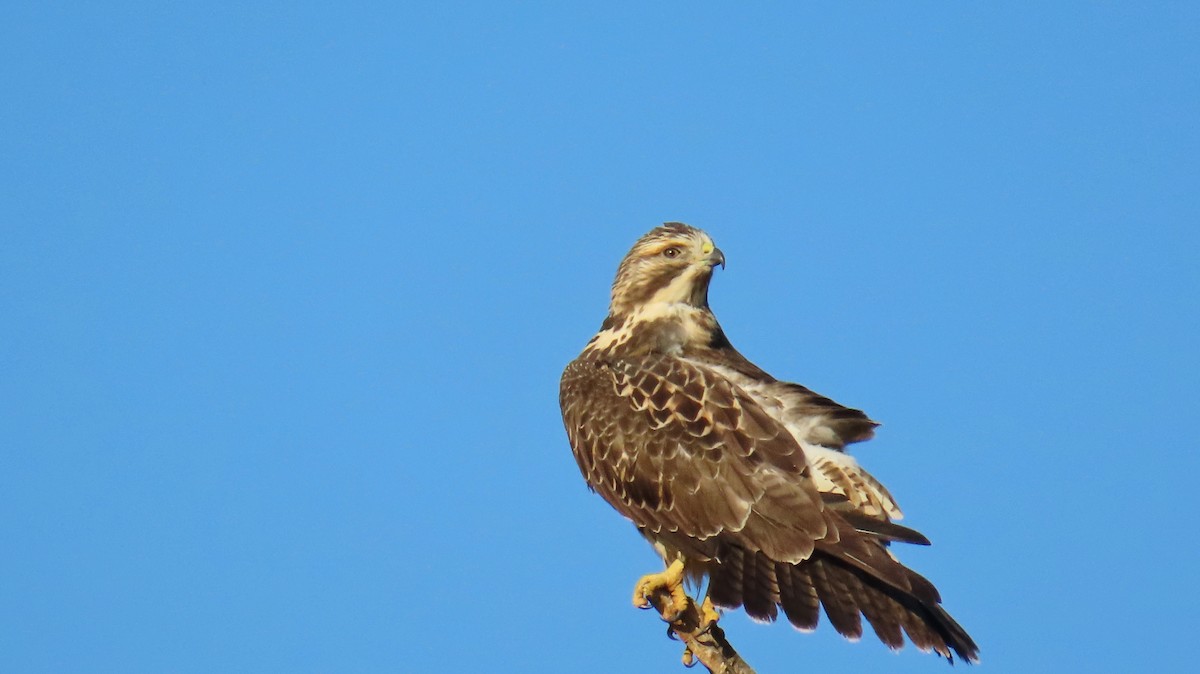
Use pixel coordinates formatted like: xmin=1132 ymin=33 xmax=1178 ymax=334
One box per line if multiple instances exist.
xmin=559 ymin=223 xmax=978 ymax=663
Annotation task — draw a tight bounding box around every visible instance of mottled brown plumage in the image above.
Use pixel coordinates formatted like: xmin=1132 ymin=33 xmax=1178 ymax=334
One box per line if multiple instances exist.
xmin=559 ymin=223 xmax=978 ymax=663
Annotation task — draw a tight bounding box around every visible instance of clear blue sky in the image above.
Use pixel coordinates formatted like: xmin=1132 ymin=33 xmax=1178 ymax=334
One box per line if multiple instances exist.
xmin=3 ymin=3 xmax=1197 ymax=672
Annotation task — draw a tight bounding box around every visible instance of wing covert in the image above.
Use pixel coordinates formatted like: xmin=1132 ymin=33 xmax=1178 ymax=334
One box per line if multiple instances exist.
xmin=560 ymin=354 xmax=832 ymax=564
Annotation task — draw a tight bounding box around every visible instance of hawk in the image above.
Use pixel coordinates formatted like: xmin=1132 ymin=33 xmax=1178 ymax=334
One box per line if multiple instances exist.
xmin=559 ymin=223 xmax=978 ymax=663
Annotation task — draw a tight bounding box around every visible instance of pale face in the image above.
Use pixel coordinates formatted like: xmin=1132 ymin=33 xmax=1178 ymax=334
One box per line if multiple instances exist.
xmin=609 ymin=225 xmax=725 ymax=316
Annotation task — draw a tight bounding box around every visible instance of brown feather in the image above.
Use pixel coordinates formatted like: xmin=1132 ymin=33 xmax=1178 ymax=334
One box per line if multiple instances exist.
xmin=777 ymin=560 xmax=821 ymax=631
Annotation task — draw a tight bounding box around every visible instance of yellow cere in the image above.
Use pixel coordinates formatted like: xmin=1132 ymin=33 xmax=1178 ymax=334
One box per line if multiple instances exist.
xmin=701 ymin=240 xmax=714 ymax=255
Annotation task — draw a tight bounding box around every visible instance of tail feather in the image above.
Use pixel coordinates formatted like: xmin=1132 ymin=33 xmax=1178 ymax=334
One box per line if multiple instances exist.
xmin=806 ymin=553 xmax=863 ymax=639
xmin=709 ymin=546 xmax=979 ymax=663
xmin=847 ymin=560 xmax=905 ymax=649
xmin=742 ymin=548 xmax=779 ymax=622
xmin=708 ymin=545 xmax=744 ymax=609
xmin=775 ymin=561 xmax=820 ymax=631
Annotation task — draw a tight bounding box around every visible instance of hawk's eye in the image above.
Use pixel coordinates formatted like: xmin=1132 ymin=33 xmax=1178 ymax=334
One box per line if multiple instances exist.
xmin=662 ymin=247 xmax=682 ymax=259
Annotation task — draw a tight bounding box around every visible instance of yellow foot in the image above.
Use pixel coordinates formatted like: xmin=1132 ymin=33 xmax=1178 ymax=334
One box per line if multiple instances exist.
xmin=632 ymin=559 xmax=689 ymax=619
xmin=699 ymin=595 xmax=721 ymax=630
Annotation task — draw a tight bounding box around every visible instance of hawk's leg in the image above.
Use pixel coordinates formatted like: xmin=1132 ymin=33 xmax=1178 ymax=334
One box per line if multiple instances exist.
xmin=632 ymin=559 xmax=689 ymax=620
xmin=698 ymin=595 xmax=721 ymax=630
xmin=680 ymin=596 xmax=723 ymax=668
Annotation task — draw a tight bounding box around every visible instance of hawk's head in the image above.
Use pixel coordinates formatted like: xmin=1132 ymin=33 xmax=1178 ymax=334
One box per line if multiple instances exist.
xmin=608 ymin=222 xmax=725 ymax=318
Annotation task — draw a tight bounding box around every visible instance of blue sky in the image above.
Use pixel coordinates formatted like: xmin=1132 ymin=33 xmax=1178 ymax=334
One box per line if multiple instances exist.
xmin=2 ymin=3 xmax=1197 ymax=672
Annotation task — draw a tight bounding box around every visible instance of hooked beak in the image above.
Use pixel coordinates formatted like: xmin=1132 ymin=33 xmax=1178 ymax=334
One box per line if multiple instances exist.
xmin=707 ymin=247 xmax=726 ymax=269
